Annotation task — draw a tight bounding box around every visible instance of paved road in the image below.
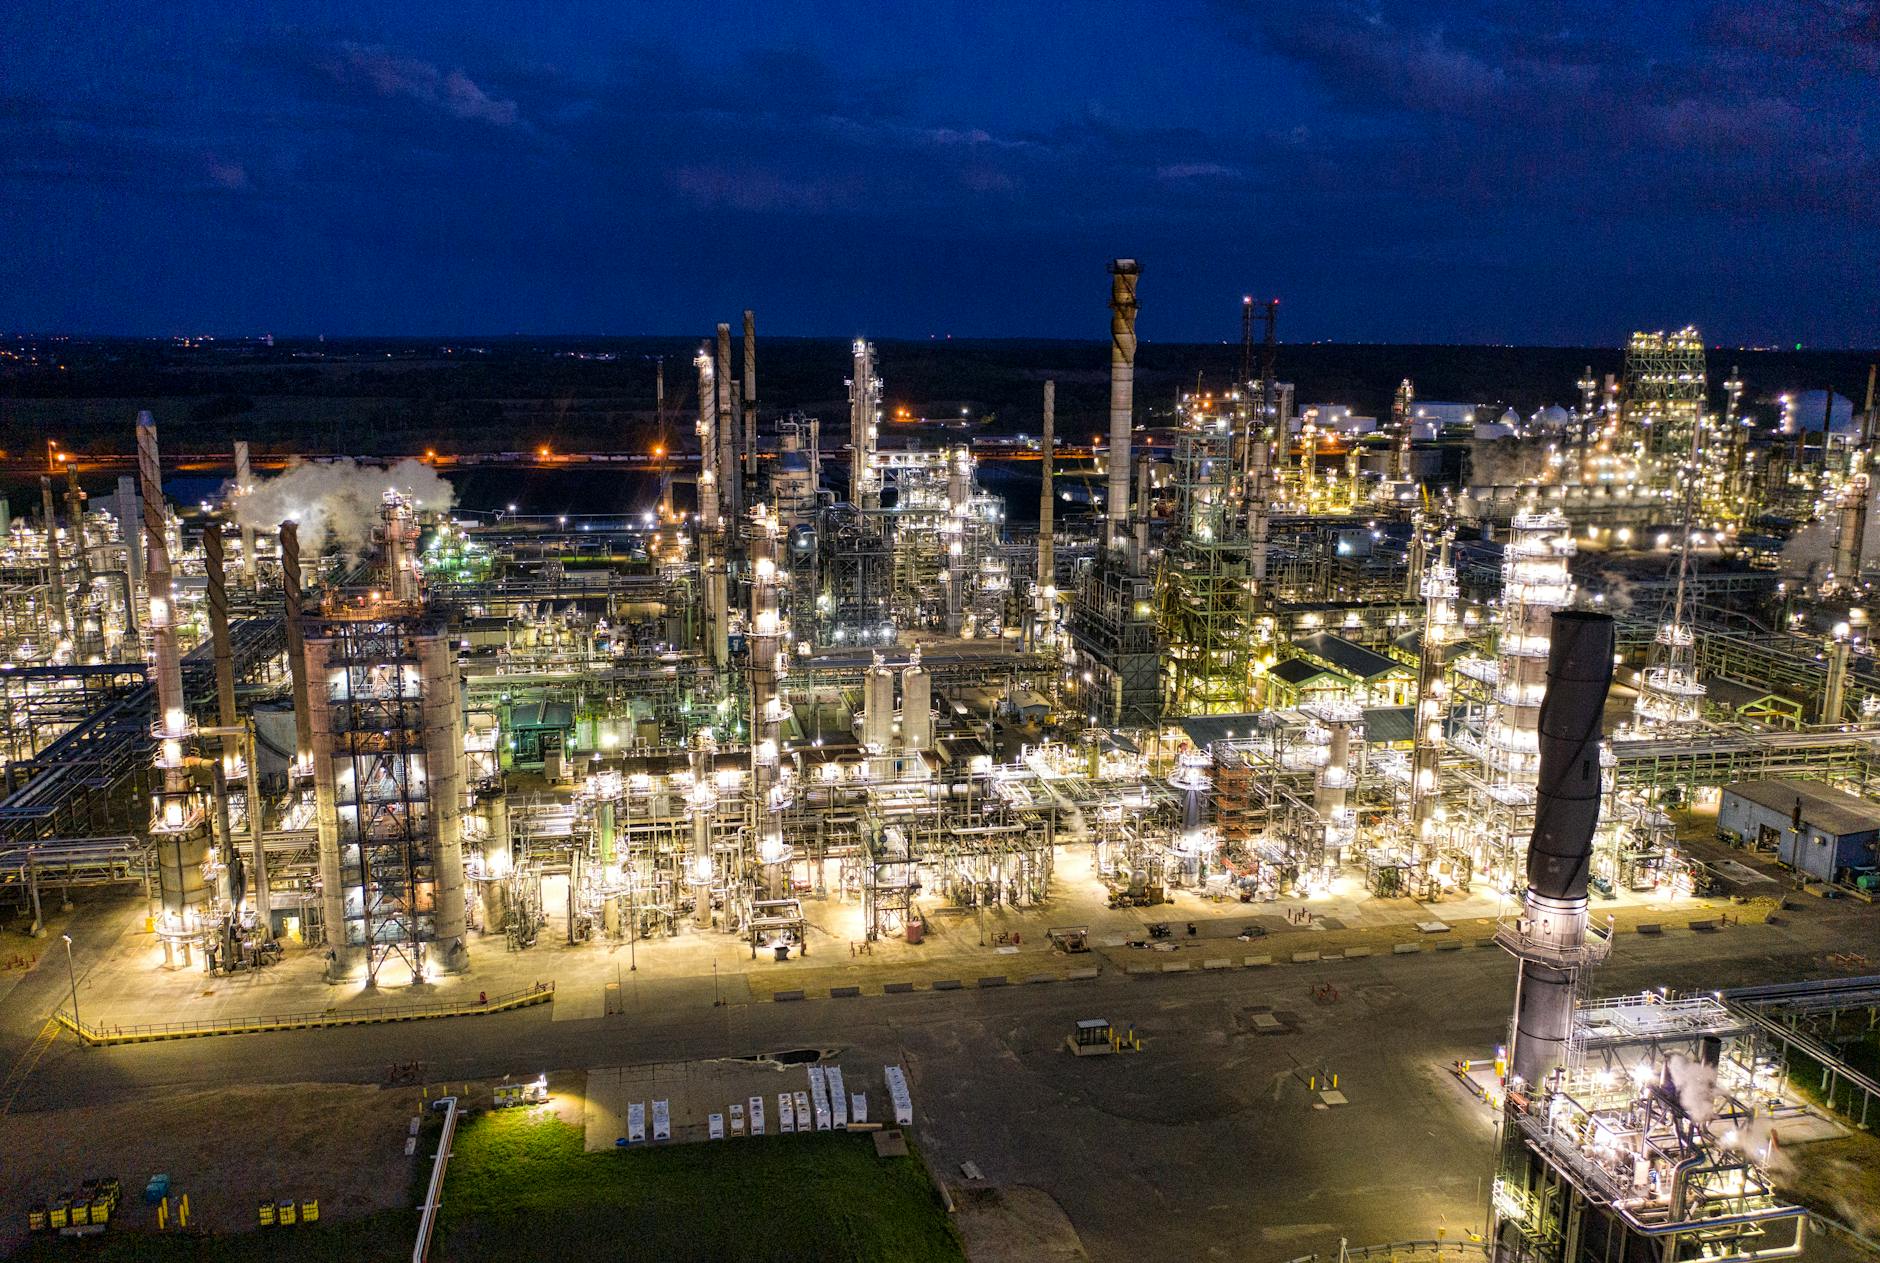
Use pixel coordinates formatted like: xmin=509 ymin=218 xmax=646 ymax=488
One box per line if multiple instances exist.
xmin=6 ymin=891 xmax=1872 ymax=1262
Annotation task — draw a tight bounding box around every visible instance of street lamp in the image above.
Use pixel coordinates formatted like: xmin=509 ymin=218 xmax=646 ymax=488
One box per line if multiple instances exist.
xmin=61 ymin=933 xmax=79 ymax=1037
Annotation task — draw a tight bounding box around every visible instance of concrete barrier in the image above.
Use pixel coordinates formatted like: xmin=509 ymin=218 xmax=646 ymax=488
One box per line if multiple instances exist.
xmin=829 ymin=986 xmax=862 ymax=998
xmin=1687 ymin=918 xmax=1719 ymax=932
xmin=1392 ymin=943 xmax=1421 ymax=955
xmin=1245 ymin=954 xmax=1273 ymax=967
xmin=1024 ymin=973 xmax=1056 ymax=985
xmin=1203 ymin=958 xmax=1233 ymax=970
xmin=773 ymin=990 xmax=806 ymax=1002
xmin=1162 ymin=961 xmax=1192 ymax=974
xmin=1291 ymin=951 xmax=1320 ymax=964
xmin=1434 ymin=940 xmax=1464 ymax=952
xmin=1127 ymin=965 xmax=1160 ymax=976
xmin=883 ymin=982 xmax=915 ymax=994
xmin=932 ymin=979 xmax=963 ymax=991
xmin=976 ymin=975 xmax=1009 ymax=988
xmin=1343 ymin=947 xmax=1372 ymax=959
xmin=1636 ymin=923 xmax=1663 ymax=935
xmin=1067 ymin=967 xmax=1100 ymax=981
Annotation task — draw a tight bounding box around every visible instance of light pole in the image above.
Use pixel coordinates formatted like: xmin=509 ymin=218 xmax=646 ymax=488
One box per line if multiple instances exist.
xmin=61 ymin=933 xmax=79 ymax=1037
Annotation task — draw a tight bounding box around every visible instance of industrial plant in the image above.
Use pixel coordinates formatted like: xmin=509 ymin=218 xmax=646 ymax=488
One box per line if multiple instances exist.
xmin=2 ymin=264 xmax=1877 ymax=1258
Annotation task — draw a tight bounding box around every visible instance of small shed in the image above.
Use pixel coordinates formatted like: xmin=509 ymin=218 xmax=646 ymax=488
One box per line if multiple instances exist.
xmin=1718 ymin=779 xmax=1880 ymax=884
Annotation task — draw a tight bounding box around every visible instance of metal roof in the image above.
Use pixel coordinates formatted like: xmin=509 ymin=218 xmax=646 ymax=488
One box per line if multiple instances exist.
xmin=1722 ymin=778 xmax=1880 ymax=838
xmin=1361 ymin=706 xmax=1415 ymax=744
xmin=1270 ymin=658 xmax=1342 ymax=687
xmin=1293 ymin=632 xmax=1407 ymax=681
xmin=509 ymin=701 xmax=575 ymax=730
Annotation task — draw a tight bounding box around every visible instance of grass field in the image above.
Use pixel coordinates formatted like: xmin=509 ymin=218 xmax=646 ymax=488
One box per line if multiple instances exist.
xmin=435 ymin=1111 xmax=964 ymax=1262
xmin=9 ymin=1110 xmax=963 ymax=1263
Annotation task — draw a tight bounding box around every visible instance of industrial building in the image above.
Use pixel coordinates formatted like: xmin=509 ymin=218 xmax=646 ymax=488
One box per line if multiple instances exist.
xmin=0 ymin=266 xmax=1876 ymax=1013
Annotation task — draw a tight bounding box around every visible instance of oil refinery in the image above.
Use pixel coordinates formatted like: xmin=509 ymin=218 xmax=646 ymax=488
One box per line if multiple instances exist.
xmin=2 ymin=265 xmax=1878 ymax=1262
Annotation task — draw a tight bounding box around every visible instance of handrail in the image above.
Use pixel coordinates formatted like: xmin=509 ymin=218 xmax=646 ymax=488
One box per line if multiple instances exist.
xmin=412 ymin=1095 xmax=458 ymax=1263
xmin=54 ymin=981 xmax=553 ymax=1045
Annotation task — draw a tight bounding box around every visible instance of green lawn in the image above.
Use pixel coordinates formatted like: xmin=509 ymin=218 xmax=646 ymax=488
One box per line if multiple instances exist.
xmin=11 ymin=1110 xmax=963 ymax=1263
xmin=435 ymin=1110 xmax=965 ymax=1262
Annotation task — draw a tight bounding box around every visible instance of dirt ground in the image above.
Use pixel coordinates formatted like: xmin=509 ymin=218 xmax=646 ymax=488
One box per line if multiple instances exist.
xmin=953 ymin=1184 xmax=1088 ymax=1262
xmin=0 ymin=1082 xmax=419 ymax=1255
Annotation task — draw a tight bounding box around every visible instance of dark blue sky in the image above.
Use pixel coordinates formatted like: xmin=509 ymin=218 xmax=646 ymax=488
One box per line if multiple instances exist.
xmin=4 ymin=1 xmax=1875 ymax=344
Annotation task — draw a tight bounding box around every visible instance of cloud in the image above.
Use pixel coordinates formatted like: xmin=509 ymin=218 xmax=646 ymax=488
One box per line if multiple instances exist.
xmin=205 ymin=157 xmax=249 ymax=190
xmin=329 ymin=43 xmax=519 ymax=127
xmin=1157 ymin=162 xmax=1243 ymax=181
xmin=672 ymin=164 xmax=852 ymax=214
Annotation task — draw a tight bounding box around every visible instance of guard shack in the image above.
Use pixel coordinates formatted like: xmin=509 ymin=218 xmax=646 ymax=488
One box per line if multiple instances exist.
xmin=1067 ymin=1018 xmax=1115 ymax=1057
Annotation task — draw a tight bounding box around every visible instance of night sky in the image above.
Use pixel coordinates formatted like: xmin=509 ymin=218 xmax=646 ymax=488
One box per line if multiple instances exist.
xmin=4 ymin=1 xmax=1875 ymax=344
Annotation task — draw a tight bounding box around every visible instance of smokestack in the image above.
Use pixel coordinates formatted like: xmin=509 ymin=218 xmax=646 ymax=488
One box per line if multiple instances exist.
xmin=716 ymin=324 xmax=740 ymax=520
xmin=742 ymin=310 xmax=758 ymax=493
xmin=1106 ymin=259 xmax=1140 ymax=552
xmin=280 ymin=521 xmax=314 ymax=771
xmin=1038 ymin=381 xmax=1056 ymax=586
xmin=233 ymin=441 xmax=257 ymax=585
xmin=1507 ymin=610 xmax=1615 ymax=1088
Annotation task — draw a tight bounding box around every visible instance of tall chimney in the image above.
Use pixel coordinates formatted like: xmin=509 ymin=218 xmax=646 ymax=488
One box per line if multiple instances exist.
xmin=279 ymin=521 xmax=314 ymax=772
xmin=1038 ymin=381 xmax=1056 ymax=586
xmin=233 ymin=440 xmax=257 ymax=585
xmin=1507 ymin=610 xmax=1615 ymax=1088
xmin=1106 ymin=259 xmax=1140 ymax=553
xmin=742 ymin=310 xmax=758 ymax=494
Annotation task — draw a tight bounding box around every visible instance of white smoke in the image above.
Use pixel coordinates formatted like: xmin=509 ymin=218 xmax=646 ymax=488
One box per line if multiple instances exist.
xmin=1663 ymin=1054 xmax=1719 ymax=1128
xmin=1466 ymin=438 xmax=1555 ymax=487
xmin=236 ymin=457 xmax=455 ymax=558
xmin=1781 ymin=487 xmax=1880 ymax=582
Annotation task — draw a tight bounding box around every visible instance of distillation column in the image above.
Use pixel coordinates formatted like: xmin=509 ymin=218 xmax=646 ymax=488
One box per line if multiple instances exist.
xmin=849 ymin=340 xmax=881 ymax=511
xmin=687 ymin=733 xmax=718 ymax=929
xmin=203 ymin=522 xmax=243 ymax=909
xmin=139 ymin=413 xmax=211 ymax=926
xmin=742 ymin=310 xmax=759 ymax=499
xmin=1504 ymin=611 xmax=1615 ymax=1087
xmin=1106 ymin=259 xmax=1140 ymax=556
xmin=39 ymin=477 xmax=68 ymax=655
xmin=716 ymin=323 xmax=741 ymax=522
xmin=380 ymin=492 xmax=421 ymax=604
xmin=1410 ymin=529 xmax=1457 ymax=864
xmin=696 ymin=346 xmax=729 ymax=668
xmin=418 ymin=629 xmax=469 ymax=972
xmin=749 ymin=509 xmax=794 ymax=898
xmin=281 ymin=522 xmax=315 ymax=777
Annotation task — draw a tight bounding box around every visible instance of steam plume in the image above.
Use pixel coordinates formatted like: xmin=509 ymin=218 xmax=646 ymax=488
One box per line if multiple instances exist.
xmin=236 ymin=457 xmax=455 ymax=557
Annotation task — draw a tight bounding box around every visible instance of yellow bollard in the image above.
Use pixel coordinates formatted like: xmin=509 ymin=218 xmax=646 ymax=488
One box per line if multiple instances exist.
xmin=157 ymin=1197 xmax=168 ymax=1231
xmin=179 ymin=1194 xmax=190 ymax=1229
xmin=1332 ymin=1074 xmax=1338 ymax=1088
